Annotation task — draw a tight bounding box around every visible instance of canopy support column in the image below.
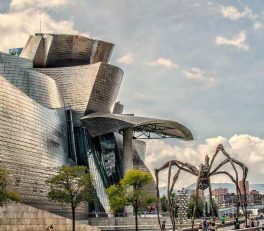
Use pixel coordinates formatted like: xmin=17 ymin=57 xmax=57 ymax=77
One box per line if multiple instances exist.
xmin=122 ymin=128 xmax=133 ymax=176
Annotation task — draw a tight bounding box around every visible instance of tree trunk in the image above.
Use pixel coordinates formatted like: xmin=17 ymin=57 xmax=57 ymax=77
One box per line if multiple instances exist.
xmin=135 ymin=205 xmax=138 ymax=231
xmin=72 ymin=206 xmax=76 ymax=231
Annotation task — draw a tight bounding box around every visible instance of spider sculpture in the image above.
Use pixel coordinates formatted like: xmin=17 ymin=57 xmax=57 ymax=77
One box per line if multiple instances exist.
xmin=154 ymin=144 xmax=248 ymax=231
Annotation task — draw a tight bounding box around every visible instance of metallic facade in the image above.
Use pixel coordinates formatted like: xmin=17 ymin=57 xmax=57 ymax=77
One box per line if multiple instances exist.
xmin=0 ymin=33 xmax=193 ymax=218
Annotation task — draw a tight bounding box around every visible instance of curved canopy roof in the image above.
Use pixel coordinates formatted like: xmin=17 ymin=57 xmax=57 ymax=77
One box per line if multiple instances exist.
xmin=81 ymin=113 xmax=193 ymax=140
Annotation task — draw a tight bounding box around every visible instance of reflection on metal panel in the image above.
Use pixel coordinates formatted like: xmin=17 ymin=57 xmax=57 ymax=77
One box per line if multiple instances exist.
xmin=88 ymin=151 xmax=110 ymax=216
xmin=20 ymin=34 xmax=114 ymax=67
xmin=0 ymin=66 xmax=64 ymax=108
xmin=9 ymin=48 xmax=23 ymax=57
xmin=0 ymin=73 xmax=74 ymax=216
xmin=37 ymin=63 xmax=123 ymax=125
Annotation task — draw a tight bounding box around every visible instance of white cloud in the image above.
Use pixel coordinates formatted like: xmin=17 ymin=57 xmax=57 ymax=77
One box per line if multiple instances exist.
xmin=221 ymin=5 xmax=262 ymax=30
xmin=0 ymin=1 xmax=86 ymax=52
xmin=182 ymin=67 xmax=214 ymax=83
xmin=10 ymin=0 xmax=71 ymax=10
xmin=145 ymin=134 xmax=264 ymax=188
xmin=149 ymin=58 xmax=178 ymax=69
xmin=149 ymin=57 xmax=213 ymax=83
xmin=215 ymin=31 xmax=249 ymax=51
xmin=254 ymin=22 xmax=262 ymax=30
xmin=117 ymin=53 xmax=135 ymax=65
xmin=221 ymin=6 xmax=243 ymax=20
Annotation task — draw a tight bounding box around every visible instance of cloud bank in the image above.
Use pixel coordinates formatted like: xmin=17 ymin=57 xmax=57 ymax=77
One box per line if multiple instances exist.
xmin=145 ymin=134 xmax=264 ymax=188
xmin=0 ymin=0 xmax=83 ymax=52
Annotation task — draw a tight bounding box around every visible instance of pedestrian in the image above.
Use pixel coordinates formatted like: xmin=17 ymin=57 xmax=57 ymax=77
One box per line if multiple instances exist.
xmin=234 ymin=217 xmax=240 ymax=230
xmin=161 ymin=220 xmax=166 ymax=231
xmin=251 ymin=218 xmax=255 ymax=227
xmin=256 ymin=218 xmax=260 ymax=227
xmin=220 ymin=216 xmax=225 ymax=227
xmin=202 ymin=218 xmax=208 ymax=231
xmin=198 ymin=223 xmax=203 ymax=231
xmin=46 ymin=225 xmax=53 ymax=231
xmin=211 ymin=223 xmax=218 ymax=231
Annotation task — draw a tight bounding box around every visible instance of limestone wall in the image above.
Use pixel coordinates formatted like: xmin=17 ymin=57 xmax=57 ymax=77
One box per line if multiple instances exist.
xmin=0 ymin=203 xmax=100 ymax=231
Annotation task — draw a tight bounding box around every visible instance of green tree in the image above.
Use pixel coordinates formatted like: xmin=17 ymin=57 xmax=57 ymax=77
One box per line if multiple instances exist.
xmin=171 ymin=192 xmax=179 ymax=217
xmin=106 ymin=169 xmax=156 ymax=231
xmin=161 ymin=195 xmax=168 ymax=212
xmin=0 ymin=167 xmax=20 ymax=204
xmin=187 ymin=195 xmax=204 ymax=218
xmin=46 ymin=165 xmax=94 ymax=231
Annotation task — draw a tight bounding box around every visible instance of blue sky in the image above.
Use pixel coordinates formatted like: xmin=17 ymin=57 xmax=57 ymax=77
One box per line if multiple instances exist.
xmin=53 ymin=0 xmax=264 ymax=142
xmin=0 ymin=0 xmax=264 ymax=185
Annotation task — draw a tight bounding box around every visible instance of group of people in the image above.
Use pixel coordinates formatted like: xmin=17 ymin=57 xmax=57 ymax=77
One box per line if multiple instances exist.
xmin=198 ymin=218 xmax=218 ymax=231
xmin=142 ymin=206 xmax=158 ymax=217
xmin=245 ymin=217 xmax=260 ymax=228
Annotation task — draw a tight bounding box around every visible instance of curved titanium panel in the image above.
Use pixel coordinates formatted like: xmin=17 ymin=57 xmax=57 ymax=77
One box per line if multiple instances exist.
xmin=37 ymin=63 xmax=123 ymax=125
xmin=81 ymin=112 xmax=193 ymax=140
xmin=0 ymin=64 xmax=64 ymax=109
xmin=20 ymin=34 xmax=114 ymax=67
xmin=0 ymin=74 xmax=69 ymax=214
xmin=85 ymin=63 xmax=123 ymax=114
xmin=0 ymin=51 xmax=32 ymax=68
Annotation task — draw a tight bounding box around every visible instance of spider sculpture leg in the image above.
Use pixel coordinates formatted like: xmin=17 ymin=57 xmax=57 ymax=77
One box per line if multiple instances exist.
xmin=155 ymin=160 xmax=198 ymax=231
xmin=212 ymin=171 xmax=242 ymax=214
xmin=208 ymin=177 xmax=215 ymax=218
xmin=192 ymin=171 xmax=201 ymax=231
xmin=208 ymin=144 xmax=248 ymax=226
xmin=210 ymin=159 xmax=247 ymax=216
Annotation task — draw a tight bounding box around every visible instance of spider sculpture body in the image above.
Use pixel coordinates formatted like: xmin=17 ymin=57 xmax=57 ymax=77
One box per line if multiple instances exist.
xmin=154 ymin=144 xmax=248 ymax=231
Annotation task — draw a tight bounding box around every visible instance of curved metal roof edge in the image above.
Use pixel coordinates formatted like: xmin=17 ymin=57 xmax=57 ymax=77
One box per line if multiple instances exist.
xmin=81 ymin=112 xmax=193 ymax=141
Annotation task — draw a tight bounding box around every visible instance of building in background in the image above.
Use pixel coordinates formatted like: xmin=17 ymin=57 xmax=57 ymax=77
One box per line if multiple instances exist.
xmin=212 ymin=187 xmax=228 ymax=208
xmin=223 ymin=193 xmax=237 ymax=208
xmin=249 ymin=190 xmax=262 ymax=205
xmin=191 ymin=189 xmax=205 ymax=205
xmin=0 ymin=33 xmax=193 ymax=218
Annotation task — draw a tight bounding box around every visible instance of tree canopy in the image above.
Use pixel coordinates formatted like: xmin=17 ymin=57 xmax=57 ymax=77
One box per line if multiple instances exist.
xmin=46 ymin=165 xmax=94 ymax=231
xmin=0 ymin=167 xmax=20 ymax=204
xmin=187 ymin=194 xmax=204 ymax=218
xmin=106 ymin=169 xmax=156 ymax=231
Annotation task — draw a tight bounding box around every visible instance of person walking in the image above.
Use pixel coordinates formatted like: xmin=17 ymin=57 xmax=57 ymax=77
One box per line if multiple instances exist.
xmin=161 ymin=221 xmax=166 ymax=231
xmin=220 ymin=216 xmax=225 ymax=227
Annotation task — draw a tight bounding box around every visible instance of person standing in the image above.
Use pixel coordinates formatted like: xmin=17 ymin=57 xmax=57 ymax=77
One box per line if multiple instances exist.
xmin=234 ymin=217 xmax=240 ymax=229
xmin=202 ymin=218 xmax=208 ymax=231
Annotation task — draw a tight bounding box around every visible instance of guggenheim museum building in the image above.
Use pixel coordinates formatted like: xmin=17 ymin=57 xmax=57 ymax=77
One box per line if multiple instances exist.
xmin=0 ymin=34 xmax=193 ymax=218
